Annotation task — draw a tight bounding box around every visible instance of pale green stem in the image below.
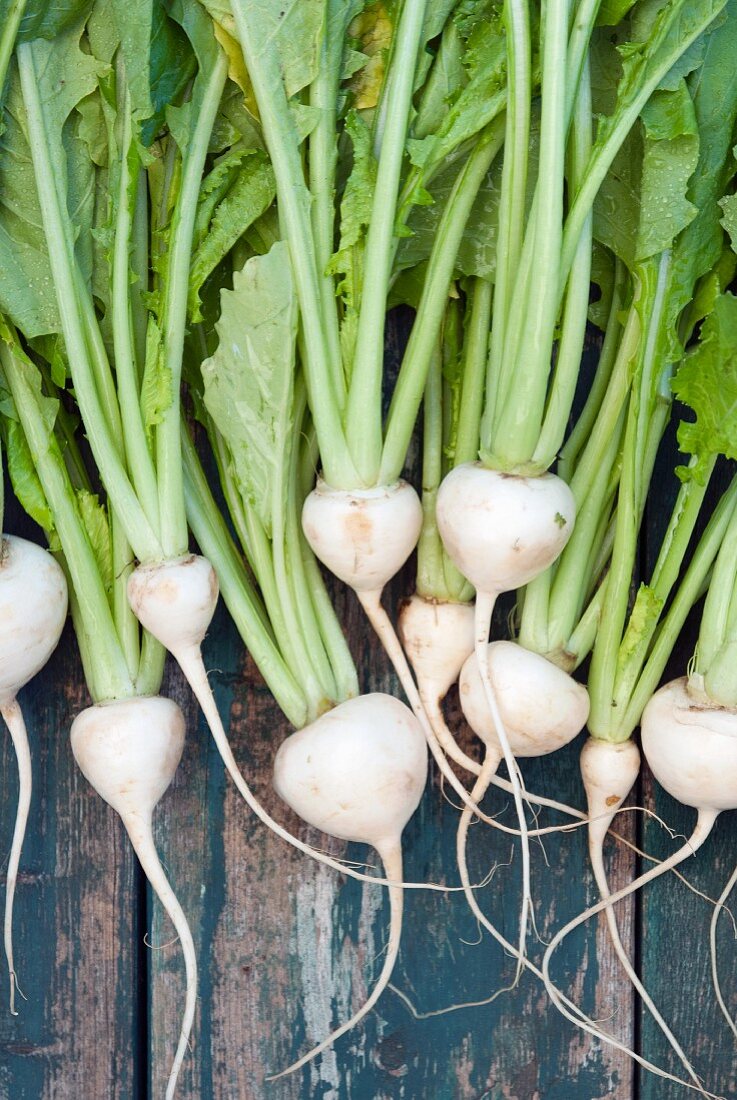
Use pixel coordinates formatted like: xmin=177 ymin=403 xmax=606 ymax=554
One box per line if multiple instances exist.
xmin=112 ymin=93 xmax=160 ymax=533
xmin=558 ymin=256 xmax=627 ymax=482
xmin=156 ymin=53 xmax=228 ymax=558
xmin=18 ymin=44 xmax=162 ymax=563
xmin=181 ymin=428 xmax=308 ymax=729
xmin=231 ymin=0 xmax=354 ymax=486
xmin=482 ymin=0 xmax=531 ymax=440
xmin=533 ymin=54 xmax=593 ymax=468
xmin=619 ymin=482 xmax=737 ymax=737
xmin=455 ymin=278 xmax=493 ymax=466
xmin=492 ymin=0 xmax=568 ymax=466
xmin=416 ymin=344 xmax=448 ymax=600
xmin=569 ymin=298 xmax=640 ymax=508
xmin=309 ymin=24 xmax=343 ymax=385
xmin=696 ymin=490 xmax=737 ymax=674
xmin=0 ymin=340 xmax=133 ymax=701
xmin=381 ymin=122 xmax=504 ymax=484
xmin=346 ymin=0 xmax=430 ymax=485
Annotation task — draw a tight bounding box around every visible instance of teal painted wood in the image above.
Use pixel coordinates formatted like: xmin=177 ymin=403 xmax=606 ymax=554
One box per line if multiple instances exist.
xmin=639 ymin=775 xmax=737 ymax=1099
xmin=147 ymin=567 xmax=638 ymax=1099
xmin=0 ymin=621 xmax=142 ymax=1099
xmin=637 ymin=449 xmax=737 ymax=1100
xmin=10 ymin=310 xmax=732 ymax=1095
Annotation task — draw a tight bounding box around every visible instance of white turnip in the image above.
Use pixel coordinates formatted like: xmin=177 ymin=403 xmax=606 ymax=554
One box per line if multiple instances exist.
xmin=0 ymin=535 xmax=67 ymax=1013
xmin=70 ymin=695 xmax=195 ymax=1100
xmin=302 ymin=480 xmax=522 ymax=837
xmin=270 ymin=692 xmax=427 ymax=1075
xmin=398 ymin=595 xmax=477 ymax=771
xmin=542 ymin=679 xmax=737 ymax=1098
xmin=579 ymin=737 xmax=705 ymax=1089
xmin=437 ymin=462 xmax=576 ymax=960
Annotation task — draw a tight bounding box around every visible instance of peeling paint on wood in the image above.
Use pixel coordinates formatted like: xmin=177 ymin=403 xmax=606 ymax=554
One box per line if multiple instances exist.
xmin=0 ymin=327 xmax=731 ymax=1099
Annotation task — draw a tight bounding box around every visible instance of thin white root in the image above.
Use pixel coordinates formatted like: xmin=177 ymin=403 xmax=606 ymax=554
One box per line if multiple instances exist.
xmin=421 ymin=698 xmax=715 ymax=909
xmin=267 ymin=843 xmax=404 ymax=1079
xmin=710 ymin=861 xmax=737 ymax=1042
xmin=454 ymin=769 xmax=706 ymax=1090
xmin=457 ymin=754 xmax=519 ymax=999
xmin=422 ymin=690 xmax=591 ymax=831
xmin=473 ymin=590 xmax=531 ymax=977
xmin=355 ymin=591 xmax=513 ymax=834
xmin=486 ymin=803 xmax=682 ymax=840
xmin=421 ymin=690 xmax=481 ymax=774
xmin=125 ymin=817 xmax=197 ymax=1100
xmin=589 ymin=831 xmax=707 ymax=1094
xmin=542 ymin=811 xmax=723 ymax=1100
xmin=2 ymin=698 xmax=31 ymax=1016
xmin=491 ymin=772 xmax=589 ymax=818
xmin=387 ymin=981 xmax=508 ymax=1019
xmin=172 ymin=644 xmax=464 ymax=893
xmin=611 ymin=834 xmax=723 ymax=907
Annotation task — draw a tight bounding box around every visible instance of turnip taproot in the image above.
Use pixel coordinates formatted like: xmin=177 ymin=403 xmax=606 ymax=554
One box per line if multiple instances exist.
xmin=0 ymin=536 xmax=67 ymax=1013
xmin=271 ymin=693 xmax=427 ymax=1075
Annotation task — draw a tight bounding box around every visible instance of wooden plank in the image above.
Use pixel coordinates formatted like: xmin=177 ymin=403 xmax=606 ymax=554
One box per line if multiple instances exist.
xmin=147 ymin=314 xmax=638 ymax=1097
xmin=0 ymin=619 xmax=142 ymax=1099
xmin=639 ymin=772 xmax=737 ymax=1100
xmin=638 ymin=439 xmax=737 ymax=1099
xmin=149 ymin=563 xmax=637 ymax=1098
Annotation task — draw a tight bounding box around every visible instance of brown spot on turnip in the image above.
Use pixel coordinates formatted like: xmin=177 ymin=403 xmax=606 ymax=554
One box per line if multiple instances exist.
xmin=345 ymin=509 xmax=374 ymax=542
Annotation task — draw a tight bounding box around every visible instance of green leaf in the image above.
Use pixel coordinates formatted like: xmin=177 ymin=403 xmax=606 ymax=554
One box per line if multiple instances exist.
xmin=637 ymin=82 xmax=698 ymax=259
xmin=111 ymin=0 xmax=196 ymax=145
xmin=594 ymin=80 xmax=699 ymax=267
xmin=13 ymin=0 xmax=93 ymax=42
xmin=0 ymin=21 xmax=105 ymax=335
xmin=399 ymin=109 xmax=538 ymax=281
xmin=0 ymin=70 xmax=60 ymax=335
xmin=206 ymin=0 xmax=324 ymax=98
xmin=328 ymin=111 xmax=376 ymax=324
xmin=347 ymin=2 xmax=394 ymax=109
xmin=5 ymin=416 xmax=54 ymax=531
xmin=76 ymin=488 xmax=113 ymax=593
xmin=720 ymin=192 xmax=737 ymax=251
xmin=422 ymin=0 xmax=457 ymax=44
xmin=597 ymin=0 xmax=637 ymax=25
xmin=671 ymin=291 xmax=737 ymax=481
xmin=189 ymin=151 xmax=276 ymax=321
xmin=329 ymin=108 xmax=378 ymax=371
xmin=593 ymin=127 xmax=642 ymax=268
xmin=616 ymin=583 xmax=663 ymax=675
xmin=32 ymin=24 xmax=103 ymax=136
xmin=140 ymin=318 xmax=172 ymax=432
xmin=588 ymin=243 xmax=618 ymax=330
xmin=406 ymin=29 xmax=505 ymax=175
xmin=662 ymin=1 xmax=737 ymax=353
xmin=201 ymin=241 xmax=297 ymax=536
xmin=593 ymin=0 xmax=725 ymax=162
xmin=400 ymin=154 xmax=502 ymax=279
xmin=413 ymin=20 xmax=464 ymax=140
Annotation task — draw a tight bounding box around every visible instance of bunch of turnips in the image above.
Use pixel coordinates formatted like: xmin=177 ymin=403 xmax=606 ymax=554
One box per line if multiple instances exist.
xmin=1 ymin=0 xmax=737 ymax=1095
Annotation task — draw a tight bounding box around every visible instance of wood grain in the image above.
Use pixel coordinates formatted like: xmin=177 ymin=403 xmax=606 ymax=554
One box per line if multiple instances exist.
xmin=145 ymin=554 xmax=638 ymax=1099
xmin=0 ymin=618 xmax=142 ymax=1100
xmin=636 ymin=427 xmax=737 ymax=1100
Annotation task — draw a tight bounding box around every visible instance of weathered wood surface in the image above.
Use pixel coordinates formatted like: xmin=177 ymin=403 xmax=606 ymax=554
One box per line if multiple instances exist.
xmin=636 ymin=438 xmax=737 ymax=1100
xmin=1 ymin=329 xmax=735 ymax=1098
xmin=0 ymin=533 xmax=642 ymax=1099
xmin=0 ymin=622 xmax=142 ymax=1099
xmin=149 ymin=579 xmax=638 ymax=1100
